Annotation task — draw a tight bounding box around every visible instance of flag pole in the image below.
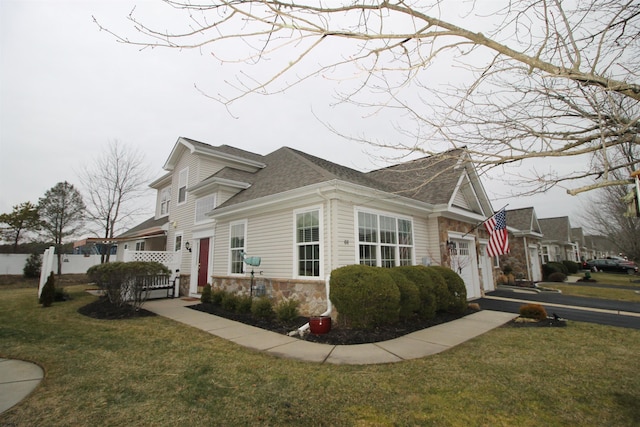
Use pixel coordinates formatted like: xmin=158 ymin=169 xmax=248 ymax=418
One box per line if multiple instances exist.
xmin=461 ymin=203 xmax=509 ymax=238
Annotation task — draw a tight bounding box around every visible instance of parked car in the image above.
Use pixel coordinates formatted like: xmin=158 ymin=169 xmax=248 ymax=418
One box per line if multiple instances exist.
xmin=585 ymin=258 xmax=638 ymax=274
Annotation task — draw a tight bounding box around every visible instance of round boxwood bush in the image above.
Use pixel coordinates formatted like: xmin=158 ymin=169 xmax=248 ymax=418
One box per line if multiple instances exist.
xmin=561 ymin=260 xmax=580 ymax=274
xmin=386 ymin=268 xmax=420 ymax=320
xmin=251 ymin=297 xmax=275 ymax=319
xmin=548 ymin=271 xmax=567 ymax=282
xmin=330 ymin=264 xmax=400 ymax=329
xmin=427 ymin=265 xmax=468 ymax=313
xmin=542 ymin=262 xmax=568 ymax=279
xmin=392 ymin=266 xmax=438 ymax=320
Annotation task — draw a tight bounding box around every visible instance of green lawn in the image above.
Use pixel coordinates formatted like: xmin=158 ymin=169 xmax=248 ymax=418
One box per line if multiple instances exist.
xmin=2 ymin=284 xmax=640 ymax=426
xmin=545 ymin=272 xmax=640 ymax=302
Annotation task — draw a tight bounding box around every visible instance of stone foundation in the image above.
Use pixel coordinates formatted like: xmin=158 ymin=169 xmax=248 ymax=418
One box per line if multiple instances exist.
xmin=210 ymin=275 xmax=328 ymax=317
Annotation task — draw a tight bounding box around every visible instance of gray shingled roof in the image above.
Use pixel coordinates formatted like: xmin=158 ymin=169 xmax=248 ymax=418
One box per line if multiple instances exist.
xmin=366 ymin=149 xmax=465 ymax=205
xmin=216 ymin=147 xmax=398 ymax=208
xmin=506 ymin=207 xmax=541 ymax=233
xmin=214 ymin=147 xmax=469 ymax=209
xmin=539 ymin=217 xmax=572 ymax=243
xmin=117 ymin=216 xmax=167 ymax=238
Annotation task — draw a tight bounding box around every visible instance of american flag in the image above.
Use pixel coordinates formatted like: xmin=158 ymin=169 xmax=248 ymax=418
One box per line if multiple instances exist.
xmin=484 ymin=209 xmax=510 ymax=257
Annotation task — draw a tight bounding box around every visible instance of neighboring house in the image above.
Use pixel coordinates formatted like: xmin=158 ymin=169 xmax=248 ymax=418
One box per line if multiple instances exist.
xmin=583 ymin=235 xmax=618 ymax=259
xmin=539 ymin=217 xmax=579 ymax=263
xmin=120 ymin=137 xmax=502 ymax=315
xmin=501 ymin=207 xmax=543 ymax=281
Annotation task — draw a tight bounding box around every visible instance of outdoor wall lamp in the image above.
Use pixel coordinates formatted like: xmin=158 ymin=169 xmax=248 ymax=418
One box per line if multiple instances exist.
xmin=446 ymin=240 xmax=456 ymax=253
xmin=184 ymin=241 xmax=192 ymax=252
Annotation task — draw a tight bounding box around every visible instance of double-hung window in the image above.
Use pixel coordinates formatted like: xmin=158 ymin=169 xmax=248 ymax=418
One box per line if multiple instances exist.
xmin=159 ymin=187 xmax=171 ymax=216
xmin=357 ymin=210 xmax=414 ymax=267
xmin=177 ymin=168 xmax=188 ymax=205
xmin=174 ymin=234 xmax=183 ymax=252
xmin=230 ymin=221 xmax=246 ymax=274
xmin=195 ymin=194 xmax=216 ymax=223
xmin=296 ymin=209 xmax=320 ymax=277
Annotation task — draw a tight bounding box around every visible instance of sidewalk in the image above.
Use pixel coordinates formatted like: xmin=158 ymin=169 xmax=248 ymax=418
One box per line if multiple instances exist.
xmin=143 ymin=298 xmax=517 ymax=365
xmin=0 ymin=358 xmax=44 ymax=415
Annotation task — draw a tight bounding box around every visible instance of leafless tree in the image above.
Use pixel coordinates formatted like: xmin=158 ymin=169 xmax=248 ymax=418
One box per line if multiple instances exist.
xmin=96 ymin=0 xmax=639 ymax=195
xmin=80 ymin=141 xmax=151 ymax=262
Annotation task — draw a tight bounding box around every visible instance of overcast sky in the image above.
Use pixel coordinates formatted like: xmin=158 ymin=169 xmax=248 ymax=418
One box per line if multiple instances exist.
xmin=0 ymin=0 xmax=591 ymax=234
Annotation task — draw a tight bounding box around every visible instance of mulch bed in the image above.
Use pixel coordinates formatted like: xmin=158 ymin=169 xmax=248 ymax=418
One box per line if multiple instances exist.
xmin=78 ymin=297 xmax=156 ymax=320
xmin=189 ymin=303 xmax=479 ymax=345
xmin=508 ymin=317 xmax=568 ymax=328
xmin=77 ymin=297 xmax=483 ymax=345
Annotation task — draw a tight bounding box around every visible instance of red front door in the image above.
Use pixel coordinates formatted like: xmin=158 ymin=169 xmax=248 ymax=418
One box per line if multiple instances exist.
xmin=197 ymin=238 xmax=210 ymax=287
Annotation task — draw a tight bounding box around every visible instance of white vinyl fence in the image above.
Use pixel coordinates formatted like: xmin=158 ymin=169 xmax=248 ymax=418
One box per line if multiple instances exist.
xmin=0 ymin=251 xmax=102 ymax=275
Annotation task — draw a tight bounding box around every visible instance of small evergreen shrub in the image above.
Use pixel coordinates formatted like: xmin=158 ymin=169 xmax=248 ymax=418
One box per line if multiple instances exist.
xmin=200 ymin=283 xmax=212 ymax=303
xmin=211 ymin=289 xmax=225 ymax=305
xmin=519 ymin=303 xmax=547 ymax=320
xmin=23 ymin=253 xmax=42 ymax=278
xmin=542 ymin=262 xmax=568 ymax=279
xmin=330 ymin=265 xmax=400 ymax=329
xmin=561 ymin=260 xmax=580 ymax=274
xmin=220 ymin=293 xmax=240 ymax=312
xmin=54 ymin=287 xmax=69 ymax=302
xmin=427 ymin=266 xmax=468 ymax=313
xmin=251 ymin=297 xmax=275 ymax=319
xmin=386 ymin=269 xmax=420 ymax=320
xmin=235 ymin=295 xmax=253 ymax=314
xmin=275 ymin=298 xmax=300 ymax=323
xmin=548 ymin=272 xmax=567 ymax=282
xmin=39 ymin=272 xmax=56 ymax=307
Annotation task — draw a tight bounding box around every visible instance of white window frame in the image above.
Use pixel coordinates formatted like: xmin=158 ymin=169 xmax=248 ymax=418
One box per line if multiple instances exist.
xmin=229 ymin=220 xmax=247 ymax=275
xmin=159 ymin=186 xmax=171 ymax=217
xmin=177 ymin=168 xmax=188 ymax=205
xmin=355 ymin=208 xmax=414 ymax=268
xmin=195 ymin=194 xmax=217 ymax=224
xmin=135 ymin=240 xmax=145 ymax=251
xmin=174 ymin=233 xmax=183 ymax=252
xmin=294 ymin=206 xmax=323 ymax=278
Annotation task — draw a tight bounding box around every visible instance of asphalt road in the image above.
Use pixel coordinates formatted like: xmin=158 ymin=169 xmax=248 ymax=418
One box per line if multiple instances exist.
xmin=477 ymin=288 xmax=640 ymax=329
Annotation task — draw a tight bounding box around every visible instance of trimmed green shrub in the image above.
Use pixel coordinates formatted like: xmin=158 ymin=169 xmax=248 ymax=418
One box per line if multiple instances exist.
xmin=275 ymin=298 xmax=300 ymax=323
xmin=393 ymin=266 xmax=438 ymax=320
xmin=23 ymin=253 xmax=42 ymax=278
xmin=519 ymin=303 xmax=547 ymax=320
xmin=200 ymin=283 xmax=212 ymax=303
xmin=561 ymin=260 xmax=580 ymax=274
xmin=386 ymin=269 xmax=420 ymax=320
xmin=87 ymin=261 xmax=170 ymax=309
xmin=211 ymin=289 xmax=225 ymax=305
xmin=542 ymin=262 xmax=568 ymax=279
xmin=251 ymin=297 xmax=275 ymax=319
xmin=548 ymin=272 xmax=567 ymax=282
xmin=39 ymin=272 xmax=55 ymax=307
xmin=221 ymin=292 xmax=239 ymax=312
xmin=235 ymin=295 xmax=253 ymax=314
xmin=427 ymin=265 xmax=468 ymax=313
xmin=330 ymin=265 xmax=400 ymax=329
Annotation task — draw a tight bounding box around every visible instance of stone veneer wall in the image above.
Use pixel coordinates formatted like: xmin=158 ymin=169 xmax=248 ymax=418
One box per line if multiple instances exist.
xmin=178 ymin=274 xmax=190 ymax=297
xmin=210 ymin=275 xmax=328 ymax=317
xmin=499 ymin=236 xmax=528 ymax=280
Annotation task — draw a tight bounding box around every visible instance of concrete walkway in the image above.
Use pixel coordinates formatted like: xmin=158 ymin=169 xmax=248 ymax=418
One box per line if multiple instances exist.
xmin=143 ymin=298 xmax=517 ymax=365
xmin=0 ymin=358 xmax=44 ymax=415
